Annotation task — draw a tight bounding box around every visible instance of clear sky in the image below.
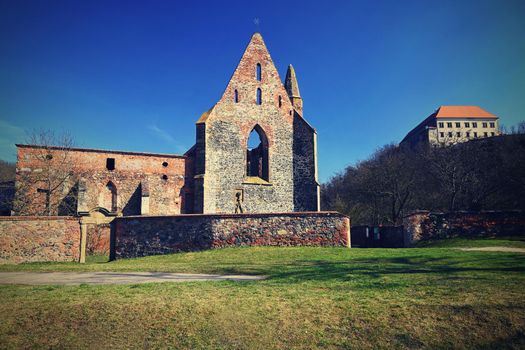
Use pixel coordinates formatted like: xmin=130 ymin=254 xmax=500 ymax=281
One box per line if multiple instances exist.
xmin=1 ymin=0 xmax=524 ymax=182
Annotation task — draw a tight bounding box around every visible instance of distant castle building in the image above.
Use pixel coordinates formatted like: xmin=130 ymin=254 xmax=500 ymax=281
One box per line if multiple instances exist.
xmin=15 ymin=33 xmax=320 ymax=216
xmin=400 ymin=106 xmax=500 ymax=147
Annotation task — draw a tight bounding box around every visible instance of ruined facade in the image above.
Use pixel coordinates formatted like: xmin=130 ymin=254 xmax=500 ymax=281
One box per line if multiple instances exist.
xmin=14 ymin=33 xmax=319 ymax=216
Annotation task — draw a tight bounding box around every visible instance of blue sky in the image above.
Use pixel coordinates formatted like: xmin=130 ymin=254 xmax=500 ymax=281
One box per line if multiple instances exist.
xmin=1 ymin=0 xmax=524 ymax=182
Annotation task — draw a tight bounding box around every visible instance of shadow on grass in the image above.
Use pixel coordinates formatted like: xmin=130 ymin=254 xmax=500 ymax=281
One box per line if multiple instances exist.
xmin=258 ymin=254 xmax=525 ymax=285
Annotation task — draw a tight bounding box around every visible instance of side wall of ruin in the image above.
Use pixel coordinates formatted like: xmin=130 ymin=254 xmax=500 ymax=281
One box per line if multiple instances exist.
xmin=15 ymin=146 xmax=191 ymax=216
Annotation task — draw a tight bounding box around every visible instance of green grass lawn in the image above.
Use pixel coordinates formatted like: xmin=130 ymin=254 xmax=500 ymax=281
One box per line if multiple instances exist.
xmin=1 ymin=244 xmax=524 ymax=349
xmin=416 ymin=236 xmax=525 ymax=248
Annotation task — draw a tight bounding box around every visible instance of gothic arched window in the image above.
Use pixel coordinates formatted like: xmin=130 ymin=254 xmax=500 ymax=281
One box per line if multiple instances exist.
xmin=256 ymin=88 xmax=262 ymax=105
xmin=246 ymin=125 xmax=269 ymax=181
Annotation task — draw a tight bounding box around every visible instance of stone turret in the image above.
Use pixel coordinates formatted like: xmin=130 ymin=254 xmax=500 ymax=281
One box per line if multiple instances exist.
xmin=285 ymin=64 xmax=303 ymax=115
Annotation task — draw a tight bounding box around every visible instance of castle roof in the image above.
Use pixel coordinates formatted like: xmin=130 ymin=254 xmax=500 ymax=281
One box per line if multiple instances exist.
xmin=435 ymin=106 xmax=497 ymax=119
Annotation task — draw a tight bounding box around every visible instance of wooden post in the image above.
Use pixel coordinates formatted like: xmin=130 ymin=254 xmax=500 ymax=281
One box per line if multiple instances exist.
xmin=79 ymin=221 xmax=87 ymax=263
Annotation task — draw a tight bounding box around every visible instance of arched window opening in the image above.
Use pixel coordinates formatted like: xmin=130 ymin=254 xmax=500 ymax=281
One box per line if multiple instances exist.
xmin=246 ymin=125 xmax=269 ymax=181
xmin=256 ymin=88 xmax=262 ymax=105
xmin=106 ymin=181 xmax=117 ymax=212
xmin=256 ymin=63 xmax=261 ymax=81
xmin=278 ymin=95 xmax=282 ymax=108
xmin=234 ymin=89 xmax=239 ymax=103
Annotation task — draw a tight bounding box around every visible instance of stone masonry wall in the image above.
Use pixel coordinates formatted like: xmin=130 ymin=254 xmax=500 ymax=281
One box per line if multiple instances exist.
xmin=293 ymin=113 xmax=319 ymax=211
xmin=195 ymin=33 xmax=307 ymax=214
xmin=0 ymin=216 xmax=81 ymax=264
xmin=16 ymin=145 xmax=191 ymax=216
xmin=403 ymin=210 xmax=525 ymax=245
xmin=113 ymin=212 xmax=350 ymax=259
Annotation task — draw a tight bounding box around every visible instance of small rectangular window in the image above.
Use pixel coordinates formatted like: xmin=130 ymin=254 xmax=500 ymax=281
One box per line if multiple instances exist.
xmin=491 ymin=132 xmax=495 ymax=136
xmin=448 ymin=132 xmax=453 ymax=137
xmin=466 ymin=132 xmax=470 ymax=137
xmin=106 ymin=158 xmax=115 ymax=171
xmin=447 ymin=122 xmax=452 ymax=128
xmin=482 ymin=122 xmax=488 ymax=128
xmin=484 ymin=132 xmax=488 ymax=137
xmin=472 ymin=122 xmax=478 ymax=128
xmin=490 ymin=122 xmax=495 ymax=128
xmin=438 ymin=122 xmax=444 ymax=128
xmin=440 ymin=132 xmax=444 ymax=138
xmin=456 ymin=132 xmax=461 ymax=137
xmin=455 ymin=122 xmax=461 ymax=128
xmin=465 ymin=122 xmax=470 ymax=128
xmin=474 ymin=132 xmax=478 ymax=137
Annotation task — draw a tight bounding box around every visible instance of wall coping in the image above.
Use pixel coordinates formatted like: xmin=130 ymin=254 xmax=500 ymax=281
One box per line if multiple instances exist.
xmin=404 ymin=210 xmax=524 ymax=218
xmin=16 ymin=144 xmax=186 ymax=159
xmin=114 ymin=211 xmax=348 ymax=221
xmin=0 ymin=216 xmax=79 ymax=221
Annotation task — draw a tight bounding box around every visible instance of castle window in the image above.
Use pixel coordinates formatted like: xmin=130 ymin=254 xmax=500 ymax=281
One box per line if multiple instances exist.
xmin=482 ymin=122 xmax=488 ymax=128
xmin=162 ymin=161 xmax=168 ymax=167
xmin=474 ymin=132 xmax=478 ymax=137
xmin=447 ymin=122 xmax=452 ymax=128
xmin=473 ymin=122 xmax=478 ymax=128
xmin=106 ymin=158 xmax=115 ymax=171
xmin=465 ymin=122 xmax=470 ymax=128
xmin=440 ymin=132 xmax=444 ymax=138
xmin=466 ymin=132 xmax=470 ymax=137
xmin=246 ymin=125 xmax=269 ymax=181
xmin=256 ymin=88 xmax=262 ymax=105
xmin=278 ymin=95 xmax=282 ymax=108
xmin=234 ymin=89 xmax=239 ymax=103
xmin=106 ymin=182 xmax=117 ymax=212
xmin=490 ymin=122 xmax=495 ymax=128
xmin=438 ymin=122 xmax=444 ymax=128
xmin=455 ymin=122 xmax=461 ymax=128
xmin=162 ymin=175 xmax=168 ymax=180
xmin=256 ymin=63 xmax=261 ymax=81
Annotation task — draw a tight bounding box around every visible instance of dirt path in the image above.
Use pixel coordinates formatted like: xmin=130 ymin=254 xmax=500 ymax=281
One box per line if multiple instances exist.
xmin=458 ymin=247 xmax=525 ymax=253
xmin=0 ymin=272 xmax=266 ymax=285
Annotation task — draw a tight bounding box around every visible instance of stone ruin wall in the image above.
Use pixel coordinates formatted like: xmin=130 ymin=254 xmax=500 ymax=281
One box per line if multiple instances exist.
xmin=113 ymin=212 xmax=350 ymax=259
xmin=0 ymin=216 xmax=81 ymax=264
xmin=15 ymin=146 xmax=192 ymax=216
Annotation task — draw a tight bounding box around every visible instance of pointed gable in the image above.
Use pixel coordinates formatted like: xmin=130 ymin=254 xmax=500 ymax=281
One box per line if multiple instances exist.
xmin=196 ymin=32 xmax=294 ymax=125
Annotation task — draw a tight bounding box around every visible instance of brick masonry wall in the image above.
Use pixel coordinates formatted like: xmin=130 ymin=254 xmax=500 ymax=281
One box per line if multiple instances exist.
xmin=16 ymin=146 xmax=191 ymax=216
xmin=403 ymin=210 xmax=525 ymax=245
xmin=113 ymin=212 xmax=350 ymax=259
xmin=0 ymin=216 xmax=81 ymax=264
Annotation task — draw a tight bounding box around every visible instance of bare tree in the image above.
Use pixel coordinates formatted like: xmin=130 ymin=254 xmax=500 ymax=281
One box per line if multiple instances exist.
xmin=14 ymin=130 xmax=83 ymax=216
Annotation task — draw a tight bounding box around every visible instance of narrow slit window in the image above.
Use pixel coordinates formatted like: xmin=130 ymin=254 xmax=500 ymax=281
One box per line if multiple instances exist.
xmin=278 ymin=95 xmax=282 ymax=108
xmin=256 ymin=88 xmax=262 ymax=105
xmin=256 ymin=63 xmax=261 ymax=81
xmin=234 ymin=89 xmax=239 ymax=103
xmin=106 ymin=182 xmax=117 ymax=212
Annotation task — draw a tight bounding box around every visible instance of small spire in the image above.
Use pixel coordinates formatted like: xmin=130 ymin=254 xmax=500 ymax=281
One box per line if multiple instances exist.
xmin=285 ymin=64 xmax=301 ymax=98
xmin=285 ymin=64 xmax=302 ymax=113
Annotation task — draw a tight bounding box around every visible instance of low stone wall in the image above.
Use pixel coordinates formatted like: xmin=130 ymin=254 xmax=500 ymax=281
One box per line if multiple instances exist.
xmin=113 ymin=212 xmax=350 ymax=259
xmin=0 ymin=216 xmax=81 ymax=264
xmin=403 ymin=210 xmax=525 ymax=245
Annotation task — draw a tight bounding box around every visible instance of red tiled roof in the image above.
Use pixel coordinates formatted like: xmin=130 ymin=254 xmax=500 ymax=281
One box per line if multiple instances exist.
xmin=436 ymin=106 xmax=497 ymax=119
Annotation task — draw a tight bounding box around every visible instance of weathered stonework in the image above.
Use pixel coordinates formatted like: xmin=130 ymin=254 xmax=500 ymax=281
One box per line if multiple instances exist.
xmin=15 ymin=146 xmax=190 ymax=216
xmin=403 ymin=210 xmax=525 ymax=245
xmin=0 ymin=216 xmax=81 ymax=264
xmin=193 ymin=33 xmax=319 ymax=214
xmin=113 ymin=212 xmax=350 ymax=259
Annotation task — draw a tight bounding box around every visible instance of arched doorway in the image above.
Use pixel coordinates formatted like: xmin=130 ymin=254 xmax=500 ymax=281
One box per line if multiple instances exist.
xmin=79 ymin=207 xmax=117 ymax=263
